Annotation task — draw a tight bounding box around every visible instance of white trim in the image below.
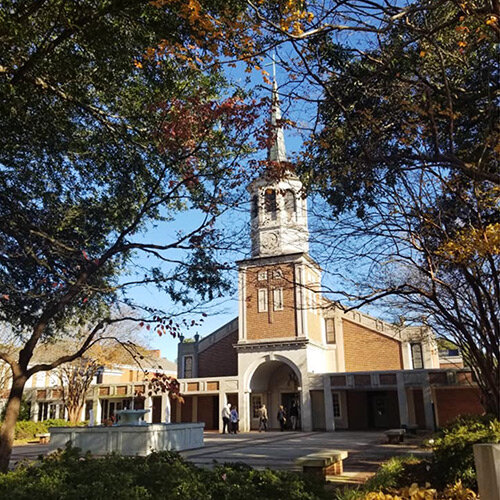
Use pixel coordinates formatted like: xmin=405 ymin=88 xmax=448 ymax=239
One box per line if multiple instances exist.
xmin=273 ymin=288 xmax=284 ymax=311
xmin=258 ymin=288 xmax=268 ymax=312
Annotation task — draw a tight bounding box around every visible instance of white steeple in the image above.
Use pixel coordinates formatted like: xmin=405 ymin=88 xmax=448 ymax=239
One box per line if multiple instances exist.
xmin=269 ymin=78 xmax=287 ymax=163
xmin=247 ymin=71 xmax=309 ymax=258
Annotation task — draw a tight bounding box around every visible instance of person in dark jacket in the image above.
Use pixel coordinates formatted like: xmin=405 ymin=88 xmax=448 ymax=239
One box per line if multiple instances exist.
xmin=277 ymin=405 xmax=287 ymax=431
xmin=230 ymin=406 xmax=239 ymax=434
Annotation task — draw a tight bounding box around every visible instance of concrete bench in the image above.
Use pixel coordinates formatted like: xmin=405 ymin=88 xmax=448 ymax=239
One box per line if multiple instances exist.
xmin=385 ymin=429 xmax=405 ymax=444
xmin=295 ymin=450 xmax=348 ymax=478
xmin=35 ymin=433 xmax=50 ymax=444
xmin=405 ymin=424 xmax=419 ymax=435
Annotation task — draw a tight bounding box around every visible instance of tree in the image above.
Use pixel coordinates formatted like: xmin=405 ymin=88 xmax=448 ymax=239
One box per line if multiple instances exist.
xmin=57 ymin=357 xmax=100 ymax=424
xmin=301 ymin=0 xmax=499 ymax=415
xmin=55 ymin=338 xmax=163 ymax=424
xmin=0 ymin=0 xmax=259 ymax=470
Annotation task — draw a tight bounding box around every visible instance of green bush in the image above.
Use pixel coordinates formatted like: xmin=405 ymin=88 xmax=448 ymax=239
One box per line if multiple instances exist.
xmin=343 ymin=414 xmax=500 ymax=497
xmin=14 ymin=419 xmax=75 ymax=440
xmin=0 ymin=446 xmax=328 ymax=500
xmin=431 ymin=414 xmax=500 ymax=490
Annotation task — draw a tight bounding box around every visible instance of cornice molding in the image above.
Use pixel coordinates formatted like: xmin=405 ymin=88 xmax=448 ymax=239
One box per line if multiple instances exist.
xmin=234 ymin=337 xmax=309 ymax=352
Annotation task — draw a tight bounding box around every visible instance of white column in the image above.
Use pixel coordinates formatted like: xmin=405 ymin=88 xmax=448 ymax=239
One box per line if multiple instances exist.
xmin=422 ymin=374 xmax=435 ymax=430
xmin=144 ymin=396 xmax=153 ymax=423
xmin=239 ymin=391 xmax=250 ymax=432
xmin=334 ymin=314 xmax=346 ymax=372
xmin=473 ymin=444 xmax=500 ymax=500
xmin=295 ymin=265 xmax=304 ymax=337
xmin=238 ymin=269 xmax=247 ymax=341
xmin=396 ymin=372 xmax=409 ymax=427
xmin=30 ymin=393 xmax=39 ymax=422
xmin=94 ymin=398 xmax=102 ymax=425
xmin=323 ymin=375 xmax=335 ymax=431
xmin=218 ymin=391 xmax=226 ymax=433
xmin=300 ymin=375 xmax=312 ymax=432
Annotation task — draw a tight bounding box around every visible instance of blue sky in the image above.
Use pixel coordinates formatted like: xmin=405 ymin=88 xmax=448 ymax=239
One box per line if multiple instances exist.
xmin=122 ymin=63 xmax=317 ymax=362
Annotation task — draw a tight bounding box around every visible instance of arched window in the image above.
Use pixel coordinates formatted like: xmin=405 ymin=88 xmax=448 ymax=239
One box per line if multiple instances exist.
xmin=264 ymin=189 xmax=277 ymax=220
xmin=251 ymin=194 xmax=259 ymax=219
xmin=284 ymin=190 xmax=296 ymax=220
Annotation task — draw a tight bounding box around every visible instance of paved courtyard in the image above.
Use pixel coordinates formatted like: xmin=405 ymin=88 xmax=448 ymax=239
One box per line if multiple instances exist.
xmin=180 ymin=431 xmax=428 ymax=481
xmin=11 ymin=430 xmax=429 ymax=482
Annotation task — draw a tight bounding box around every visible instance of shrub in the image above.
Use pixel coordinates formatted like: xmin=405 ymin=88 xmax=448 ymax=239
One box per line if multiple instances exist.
xmin=0 ymin=446 xmax=329 ymax=500
xmin=351 ymin=414 xmax=500 ymax=495
xmin=431 ymin=414 xmax=500 ymax=490
xmin=14 ymin=419 xmax=78 ymax=440
xmin=363 ymin=456 xmax=424 ymax=492
xmin=14 ymin=421 xmax=49 ymax=440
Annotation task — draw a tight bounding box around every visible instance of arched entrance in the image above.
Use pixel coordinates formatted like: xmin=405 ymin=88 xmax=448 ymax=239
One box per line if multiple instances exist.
xmin=248 ymin=360 xmax=301 ymax=430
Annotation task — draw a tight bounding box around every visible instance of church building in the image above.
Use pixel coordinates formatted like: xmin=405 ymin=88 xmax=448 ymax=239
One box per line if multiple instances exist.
xmin=174 ymin=80 xmax=482 ymax=433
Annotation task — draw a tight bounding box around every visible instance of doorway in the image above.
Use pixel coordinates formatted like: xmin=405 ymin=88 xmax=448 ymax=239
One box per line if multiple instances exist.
xmin=249 ymin=360 xmax=301 ymax=430
xmin=152 ymin=396 xmax=162 ymax=423
xmin=281 ymin=392 xmax=300 ymax=430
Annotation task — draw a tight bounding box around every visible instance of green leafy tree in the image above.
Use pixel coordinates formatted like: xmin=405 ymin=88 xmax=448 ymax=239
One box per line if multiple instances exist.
xmin=0 ymin=0 xmax=258 ymax=470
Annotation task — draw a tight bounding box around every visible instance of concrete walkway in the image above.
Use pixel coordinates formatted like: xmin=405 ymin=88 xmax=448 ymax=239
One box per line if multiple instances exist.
xmin=10 ymin=430 xmax=429 ymax=482
xmin=179 ymin=430 xmax=429 ymax=482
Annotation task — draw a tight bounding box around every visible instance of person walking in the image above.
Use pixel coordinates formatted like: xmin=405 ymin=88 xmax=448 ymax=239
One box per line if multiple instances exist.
xmin=221 ymin=403 xmax=231 ymax=434
xmin=230 ymin=406 xmax=239 ymax=434
xmin=277 ymin=405 xmax=287 ymax=431
xmin=290 ymin=401 xmax=299 ymax=430
xmin=258 ymin=404 xmax=268 ymax=432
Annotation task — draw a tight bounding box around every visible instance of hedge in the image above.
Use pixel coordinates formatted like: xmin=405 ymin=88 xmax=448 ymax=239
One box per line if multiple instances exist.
xmin=14 ymin=419 xmax=79 ymax=440
xmin=0 ymin=446 xmax=328 ymax=500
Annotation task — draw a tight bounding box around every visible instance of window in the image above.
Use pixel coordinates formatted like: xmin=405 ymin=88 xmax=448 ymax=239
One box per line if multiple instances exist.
xmin=411 ymin=343 xmax=424 ymax=369
xmin=251 ymin=395 xmax=262 ymax=418
xmin=332 ymin=393 xmax=341 ymax=418
xmin=257 ymin=271 xmax=267 ymax=281
xmin=49 ymin=404 xmax=57 ymax=420
xmin=183 ymin=355 xmax=193 ymax=378
xmin=273 ymin=288 xmax=284 ymax=311
xmin=284 ymin=190 xmax=296 ymax=220
xmin=325 ymin=319 xmax=336 ymax=344
xmin=258 ymin=288 xmax=268 ymax=312
xmin=251 ymin=194 xmax=259 ymax=219
xmin=38 ymin=402 xmax=49 ymax=421
xmin=264 ymin=189 xmax=277 ymax=220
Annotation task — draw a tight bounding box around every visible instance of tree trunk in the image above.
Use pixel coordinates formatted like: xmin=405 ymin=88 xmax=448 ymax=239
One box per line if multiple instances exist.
xmin=67 ymin=405 xmax=83 ymax=425
xmin=0 ymin=374 xmax=27 ymax=472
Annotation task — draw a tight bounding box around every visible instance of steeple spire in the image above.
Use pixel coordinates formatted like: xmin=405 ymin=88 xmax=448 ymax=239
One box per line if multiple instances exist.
xmin=268 ymin=66 xmax=287 ymax=163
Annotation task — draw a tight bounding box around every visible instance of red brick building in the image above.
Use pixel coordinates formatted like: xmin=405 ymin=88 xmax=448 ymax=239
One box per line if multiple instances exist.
xmin=173 ymin=80 xmax=483 ymax=432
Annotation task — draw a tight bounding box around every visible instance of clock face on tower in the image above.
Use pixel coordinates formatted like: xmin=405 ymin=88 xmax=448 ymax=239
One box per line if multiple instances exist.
xmin=261 ymin=232 xmax=279 ymax=252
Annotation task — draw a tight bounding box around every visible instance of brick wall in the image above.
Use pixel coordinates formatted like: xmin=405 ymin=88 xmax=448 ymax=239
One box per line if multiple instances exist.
xmin=439 ymin=361 xmax=464 ymax=369
xmin=198 ymin=329 xmax=238 ymax=377
xmin=342 ymin=319 xmax=403 ymax=371
xmin=245 ymin=263 xmax=297 ymax=340
xmin=434 ymin=387 xmax=484 ymax=426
